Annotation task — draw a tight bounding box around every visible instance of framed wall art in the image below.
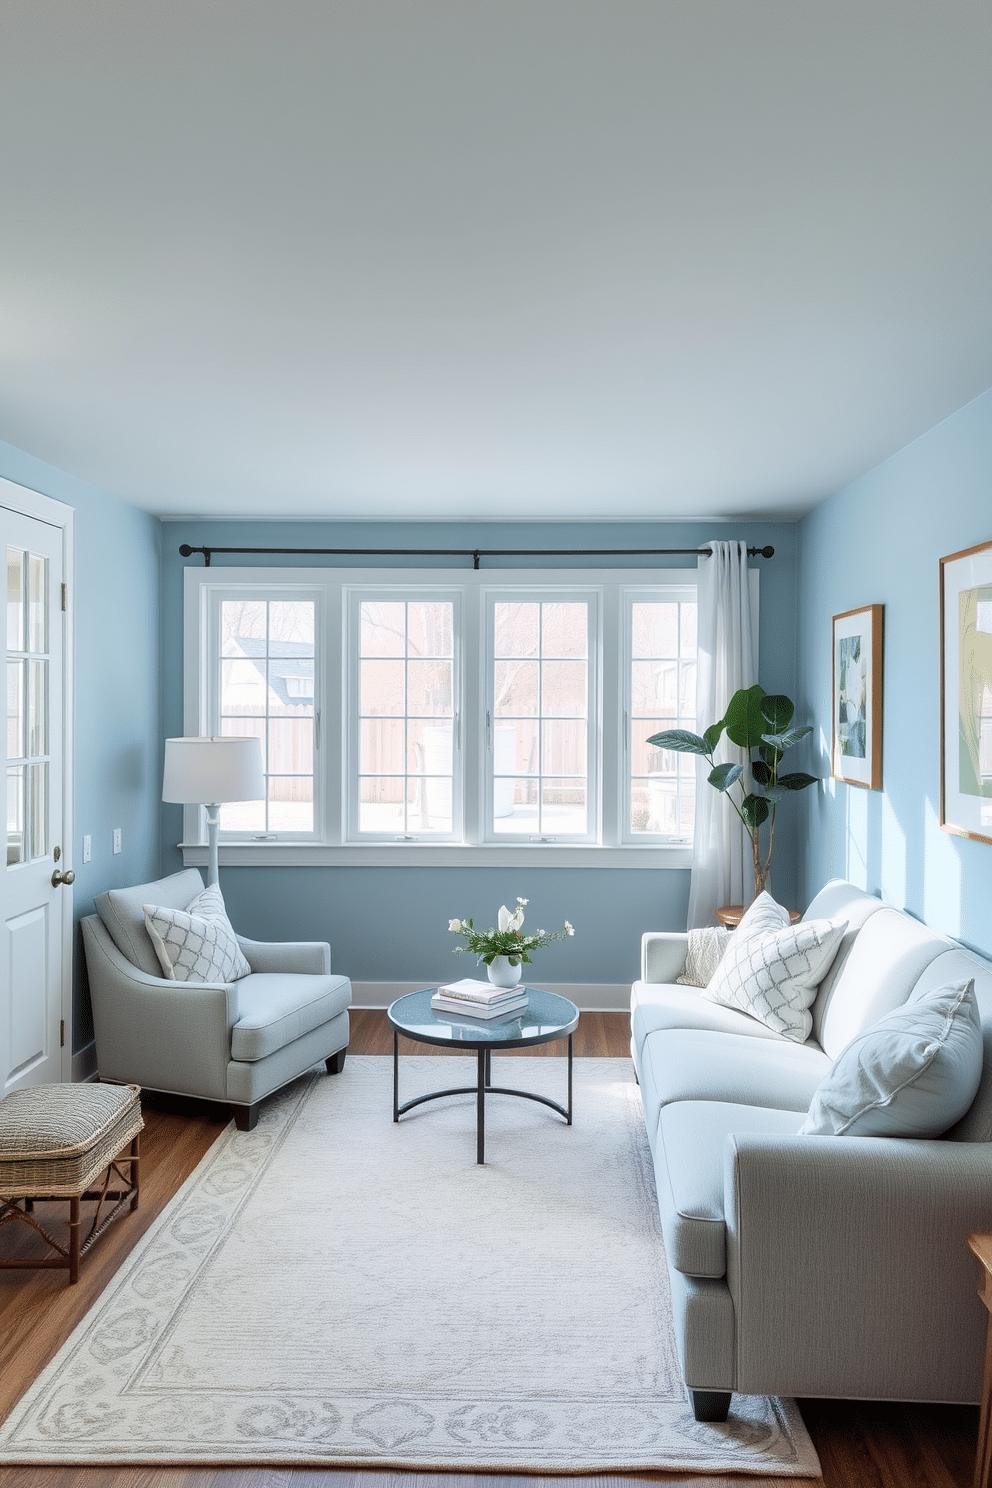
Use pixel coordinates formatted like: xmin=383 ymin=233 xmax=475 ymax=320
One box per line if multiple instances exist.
xmin=940 ymin=538 xmax=992 ymax=843
xmin=831 ymin=604 xmax=883 ymax=789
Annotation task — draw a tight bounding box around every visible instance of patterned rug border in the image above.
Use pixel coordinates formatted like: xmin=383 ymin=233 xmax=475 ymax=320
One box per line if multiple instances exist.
xmin=0 ymin=1057 xmax=821 ymax=1476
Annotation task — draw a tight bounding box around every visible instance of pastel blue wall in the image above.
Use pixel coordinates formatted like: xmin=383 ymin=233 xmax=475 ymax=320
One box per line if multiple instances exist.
xmin=161 ymin=517 xmax=800 ymax=985
xmin=796 ymin=387 xmax=992 ymax=958
xmin=0 ymin=441 xmax=162 ymax=1051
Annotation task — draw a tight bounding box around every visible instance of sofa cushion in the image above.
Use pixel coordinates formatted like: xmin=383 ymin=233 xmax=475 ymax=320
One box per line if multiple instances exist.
xmin=804 ymin=881 xmax=885 ymax=1047
xmin=800 ymin=979 xmax=983 ymax=1138
xmin=729 ymin=889 xmax=790 ymax=938
xmin=655 ymin=1100 xmax=806 ymax=1278
xmin=230 ymin=972 xmax=352 ymax=1061
xmin=813 ymin=905 xmax=953 ymax=1060
xmin=631 ymin=980 xmax=789 ymax=1067
xmin=676 ymin=926 xmax=735 ymax=987
xmin=703 ymin=915 xmax=846 ymax=1042
xmin=143 ymin=884 xmax=252 ymax=984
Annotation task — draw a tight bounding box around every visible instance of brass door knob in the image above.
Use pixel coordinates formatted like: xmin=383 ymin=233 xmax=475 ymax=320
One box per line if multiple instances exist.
xmin=51 ymin=868 xmax=76 ymax=887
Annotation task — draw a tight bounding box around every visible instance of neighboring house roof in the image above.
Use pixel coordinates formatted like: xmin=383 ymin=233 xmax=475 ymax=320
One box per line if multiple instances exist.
xmin=223 ymin=638 xmax=314 ymax=710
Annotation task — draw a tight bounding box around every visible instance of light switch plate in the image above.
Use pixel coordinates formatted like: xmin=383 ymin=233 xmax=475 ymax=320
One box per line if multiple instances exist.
xmin=82 ymin=835 xmax=91 ymax=863
xmin=113 ymin=828 xmax=122 ymax=854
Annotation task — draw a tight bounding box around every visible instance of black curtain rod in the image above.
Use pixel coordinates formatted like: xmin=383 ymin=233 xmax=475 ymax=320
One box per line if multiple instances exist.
xmin=178 ymin=543 xmax=775 ymax=569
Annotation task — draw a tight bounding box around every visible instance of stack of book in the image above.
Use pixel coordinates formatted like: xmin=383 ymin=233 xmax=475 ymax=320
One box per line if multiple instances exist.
xmin=431 ymin=978 xmax=528 ymax=1020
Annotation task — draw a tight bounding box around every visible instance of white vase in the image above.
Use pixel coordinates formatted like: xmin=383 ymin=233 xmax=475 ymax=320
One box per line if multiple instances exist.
xmin=487 ymin=956 xmax=523 ymax=989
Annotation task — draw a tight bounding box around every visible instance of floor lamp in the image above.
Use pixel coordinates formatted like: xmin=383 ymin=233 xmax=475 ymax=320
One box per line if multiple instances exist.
xmin=162 ymin=736 xmax=265 ymax=888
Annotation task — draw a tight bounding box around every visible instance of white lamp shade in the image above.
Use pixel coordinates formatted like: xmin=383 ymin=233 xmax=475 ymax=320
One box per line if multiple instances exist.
xmin=162 ymin=736 xmax=265 ymax=804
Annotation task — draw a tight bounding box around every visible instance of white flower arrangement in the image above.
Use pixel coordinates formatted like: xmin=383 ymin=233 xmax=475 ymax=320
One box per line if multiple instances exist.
xmin=448 ymin=897 xmax=575 ymax=967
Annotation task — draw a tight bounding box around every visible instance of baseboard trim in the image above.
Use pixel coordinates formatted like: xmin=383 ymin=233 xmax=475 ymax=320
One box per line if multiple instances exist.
xmin=72 ymin=1041 xmax=99 ymax=1083
xmin=349 ymin=981 xmax=630 ymax=1013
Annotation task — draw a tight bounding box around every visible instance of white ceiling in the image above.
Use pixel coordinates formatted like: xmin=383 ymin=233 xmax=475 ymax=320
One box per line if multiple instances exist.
xmin=1 ymin=1 xmax=990 ymax=524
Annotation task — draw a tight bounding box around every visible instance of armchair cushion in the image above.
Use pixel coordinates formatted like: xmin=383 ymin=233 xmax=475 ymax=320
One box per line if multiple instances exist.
xmin=231 ymin=972 xmax=352 ymax=1061
xmin=96 ymin=869 xmax=207 ymax=978
xmin=143 ymin=884 xmax=252 ymax=984
xmin=800 ymin=978 xmax=983 ymax=1138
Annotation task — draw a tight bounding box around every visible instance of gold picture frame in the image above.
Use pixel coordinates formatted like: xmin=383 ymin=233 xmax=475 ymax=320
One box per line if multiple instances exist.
xmin=831 ymin=604 xmax=883 ymax=789
xmin=940 ymin=538 xmax=992 ymax=843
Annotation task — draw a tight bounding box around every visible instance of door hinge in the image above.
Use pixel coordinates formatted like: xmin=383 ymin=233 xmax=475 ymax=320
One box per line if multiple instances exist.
xmin=61 ymin=582 xmax=67 ymax=611
xmin=60 ymin=1019 xmax=65 ymax=1048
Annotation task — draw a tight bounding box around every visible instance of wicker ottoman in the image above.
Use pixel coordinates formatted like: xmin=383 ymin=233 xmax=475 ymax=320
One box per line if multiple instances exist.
xmin=0 ymin=1082 xmax=142 ymax=1284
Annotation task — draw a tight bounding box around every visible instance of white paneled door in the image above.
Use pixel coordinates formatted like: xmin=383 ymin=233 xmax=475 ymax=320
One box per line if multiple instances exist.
xmin=1 ymin=483 xmax=73 ymax=1093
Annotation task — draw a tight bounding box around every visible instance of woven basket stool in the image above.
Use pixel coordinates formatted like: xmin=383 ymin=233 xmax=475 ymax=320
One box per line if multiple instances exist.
xmin=0 ymin=1082 xmax=142 ymax=1284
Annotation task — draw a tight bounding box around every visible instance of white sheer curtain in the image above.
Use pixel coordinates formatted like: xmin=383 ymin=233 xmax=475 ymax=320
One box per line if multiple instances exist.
xmin=686 ymin=541 xmax=759 ymax=930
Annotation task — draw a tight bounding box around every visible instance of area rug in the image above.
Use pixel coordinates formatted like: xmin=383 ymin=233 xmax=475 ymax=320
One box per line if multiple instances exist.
xmin=0 ymin=1056 xmax=820 ymax=1475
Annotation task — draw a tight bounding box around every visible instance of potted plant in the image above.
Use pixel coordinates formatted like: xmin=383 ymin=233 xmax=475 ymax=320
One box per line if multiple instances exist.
xmin=647 ymin=684 xmax=817 ymax=899
xmin=448 ymin=898 xmax=575 ymax=987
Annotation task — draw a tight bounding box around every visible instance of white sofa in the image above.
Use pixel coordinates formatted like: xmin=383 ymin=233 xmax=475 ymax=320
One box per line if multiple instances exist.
xmin=630 ymin=880 xmax=992 ymax=1422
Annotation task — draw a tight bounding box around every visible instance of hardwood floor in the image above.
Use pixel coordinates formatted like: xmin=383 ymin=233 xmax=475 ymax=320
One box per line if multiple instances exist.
xmin=0 ymin=1009 xmax=978 ymax=1488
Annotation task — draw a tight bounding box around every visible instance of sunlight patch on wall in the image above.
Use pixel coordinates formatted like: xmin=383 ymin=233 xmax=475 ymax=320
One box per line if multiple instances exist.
xmin=844 ymin=785 xmax=868 ymax=890
xmin=923 ymin=797 xmax=962 ymax=939
xmin=879 ymin=793 xmax=906 ymax=910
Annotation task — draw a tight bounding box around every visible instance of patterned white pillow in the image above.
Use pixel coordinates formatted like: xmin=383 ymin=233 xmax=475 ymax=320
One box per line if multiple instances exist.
xmin=143 ymin=884 xmax=251 ymax=984
xmin=676 ymin=926 xmax=735 ymax=987
xmin=703 ymin=914 xmax=847 ymax=1042
xmin=731 ymin=890 xmax=791 ymax=940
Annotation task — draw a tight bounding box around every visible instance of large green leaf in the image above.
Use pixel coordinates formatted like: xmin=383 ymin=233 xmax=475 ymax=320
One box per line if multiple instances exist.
xmin=646 ymin=728 xmax=709 ymax=755
xmin=776 ymin=771 xmax=818 ymax=792
xmin=760 ymin=694 xmax=794 ymax=731
xmin=723 ymin=685 xmax=768 ymax=751
xmin=750 ymin=759 xmax=773 ymax=786
xmin=703 ymin=720 xmax=725 ymax=752
xmin=761 ymin=725 xmax=813 ymax=752
xmin=740 ymin=793 xmax=770 ymax=830
xmin=708 ymin=762 xmax=743 ymax=792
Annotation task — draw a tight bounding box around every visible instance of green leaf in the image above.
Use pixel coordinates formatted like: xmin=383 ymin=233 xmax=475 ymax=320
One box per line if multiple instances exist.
xmin=760 ymin=694 xmax=794 ymax=731
xmin=740 ymin=793 xmax=770 ymax=831
xmin=723 ymin=685 xmax=768 ymax=751
xmin=763 ymin=785 xmax=788 ymax=804
xmin=760 ymin=725 xmax=813 ymax=752
xmin=750 ymin=759 xmax=773 ymax=786
xmin=646 ymin=729 xmax=710 ymax=755
xmin=776 ymin=771 xmax=818 ymax=792
xmin=708 ymin=762 xmax=743 ymax=792
xmin=758 ymin=741 xmax=780 ymax=768
xmin=703 ymin=720 xmax=726 ymax=752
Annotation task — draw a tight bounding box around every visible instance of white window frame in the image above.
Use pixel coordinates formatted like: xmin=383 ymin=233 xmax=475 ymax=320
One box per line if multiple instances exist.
xmin=344 ymin=584 xmax=464 ymax=844
xmin=181 ymin=565 xmax=710 ymax=868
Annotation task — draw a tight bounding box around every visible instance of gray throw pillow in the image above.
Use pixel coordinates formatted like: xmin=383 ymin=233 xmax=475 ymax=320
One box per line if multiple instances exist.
xmin=800 ymin=979 xmax=983 ymax=1137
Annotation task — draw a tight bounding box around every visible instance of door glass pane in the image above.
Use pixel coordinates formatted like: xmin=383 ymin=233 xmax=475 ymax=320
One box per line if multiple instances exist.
xmin=6 ymin=549 xmax=23 ymax=652
xmin=7 ymin=661 xmax=23 ymax=759
xmin=28 ymin=660 xmax=47 ymax=756
xmin=28 ymin=554 xmax=46 ymax=653
xmin=29 ymin=761 xmax=47 ymax=858
xmin=7 ymin=766 xmax=24 ymax=865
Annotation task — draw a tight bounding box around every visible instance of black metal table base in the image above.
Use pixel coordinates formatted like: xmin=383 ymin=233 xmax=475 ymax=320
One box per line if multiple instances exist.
xmin=393 ymin=1036 xmax=573 ymax=1164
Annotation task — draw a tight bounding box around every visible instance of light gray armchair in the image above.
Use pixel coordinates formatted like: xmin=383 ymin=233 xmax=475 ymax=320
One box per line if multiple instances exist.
xmin=81 ymin=870 xmax=351 ymax=1131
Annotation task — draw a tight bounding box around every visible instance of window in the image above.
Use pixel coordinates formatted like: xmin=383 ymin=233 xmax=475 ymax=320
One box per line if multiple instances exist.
xmin=627 ymin=593 xmax=697 ymax=841
xmin=489 ymin=596 xmax=595 ymax=840
xmin=185 ymin=567 xmax=707 ymax=866
xmin=352 ymin=596 xmax=458 ymax=838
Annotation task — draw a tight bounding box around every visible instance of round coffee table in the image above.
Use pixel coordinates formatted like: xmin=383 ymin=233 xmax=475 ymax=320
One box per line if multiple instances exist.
xmin=387 ymin=987 xmax=579 ymax=1165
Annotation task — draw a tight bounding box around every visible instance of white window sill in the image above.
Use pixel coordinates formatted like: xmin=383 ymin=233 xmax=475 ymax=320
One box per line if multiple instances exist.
xmin=177 ymin=841 xmax=693 ymax=869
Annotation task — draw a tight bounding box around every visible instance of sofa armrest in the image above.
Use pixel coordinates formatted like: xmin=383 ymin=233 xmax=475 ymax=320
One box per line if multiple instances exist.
xmin=236 ymin=936 xmax=331 ymax=975
xmin=723 ymin=1131 xmax=992 ymax=1400
xmin=641 ymin=931 xmax=689 ymax=984
xmin=82 ymin=915 xmax=239 ymax=1102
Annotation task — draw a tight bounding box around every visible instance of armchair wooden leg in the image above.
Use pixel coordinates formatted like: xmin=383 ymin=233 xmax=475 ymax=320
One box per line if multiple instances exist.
xmin=233 ymin=1103 xmax=260 ymax=1131
xmin=325 ymin=1047 xmax=347 ymax=1075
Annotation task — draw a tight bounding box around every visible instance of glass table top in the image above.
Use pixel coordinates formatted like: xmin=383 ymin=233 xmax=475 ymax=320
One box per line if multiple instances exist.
xmin=387 ymin=986 xmax=579 ymax=1048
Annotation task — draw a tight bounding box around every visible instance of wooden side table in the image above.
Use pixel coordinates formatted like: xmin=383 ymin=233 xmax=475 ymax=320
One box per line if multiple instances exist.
xmin=969 ymin=1233 xmax=992 ymax=1488
xmin=716 ymin=904 xmax=801 ymax=928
